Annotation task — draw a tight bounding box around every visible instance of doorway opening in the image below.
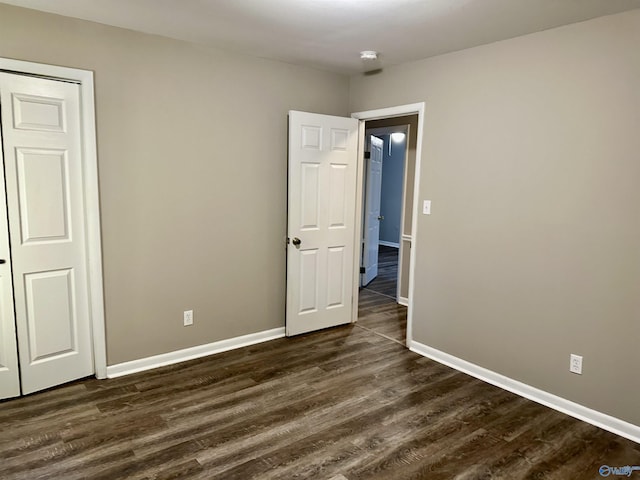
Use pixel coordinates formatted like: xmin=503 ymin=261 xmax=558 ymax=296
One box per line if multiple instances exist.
xmin=360 ymin=126 xmax=409 ymax=296
xmin=284 ymin=103 xmax=424 ymax=344
xmin=351 ymin=104 xmax=424 ymax=348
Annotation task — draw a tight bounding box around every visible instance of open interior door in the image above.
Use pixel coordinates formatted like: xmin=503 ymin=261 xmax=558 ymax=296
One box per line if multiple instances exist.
xmin=361 ymin=135 xmax=383 ymax=286
xmin=286 ymin=111 xmax=359 ymax=336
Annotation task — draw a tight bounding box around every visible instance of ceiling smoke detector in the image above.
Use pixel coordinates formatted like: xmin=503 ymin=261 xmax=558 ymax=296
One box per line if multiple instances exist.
xmin=360 ymin=50 xmax=378 ymax=60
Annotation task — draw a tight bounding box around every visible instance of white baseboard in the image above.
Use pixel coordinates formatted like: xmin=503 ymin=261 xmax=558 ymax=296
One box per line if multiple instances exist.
xmin=398 ymin=296 xmax=409 ymax=306
xmin=409 ymin=340 xmax=640 ymax=445
xmin=106 ymin=327 xmax=286 ymax=378
xmin=378 ymin=240 xmax=400 ymax=248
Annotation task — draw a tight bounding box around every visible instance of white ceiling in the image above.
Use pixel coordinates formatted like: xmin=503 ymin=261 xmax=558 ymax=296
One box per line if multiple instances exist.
xmin=2 ymin=0 xmax=640 ymax=74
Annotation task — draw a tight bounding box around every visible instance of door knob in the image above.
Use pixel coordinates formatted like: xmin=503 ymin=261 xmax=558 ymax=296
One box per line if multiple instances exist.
xmin=0 ymin=259 xmax=5 ymax=264
xmin=292 ymin=237 xmax=302 ymax=247
xmin=378 ymin=215 xmax=384 ymax=221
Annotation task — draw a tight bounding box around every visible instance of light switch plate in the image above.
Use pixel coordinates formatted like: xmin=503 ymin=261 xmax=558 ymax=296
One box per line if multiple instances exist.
xmin=423 ymin=200 xmax=431 ymax=215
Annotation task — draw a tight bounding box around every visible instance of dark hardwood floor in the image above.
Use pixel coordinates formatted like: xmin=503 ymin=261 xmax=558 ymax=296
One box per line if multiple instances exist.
xmin=359 ymin=245 xmax=406 ymax=344
xmin=1 ymin=257 xmax=639 ymax=478
xmin=362 ymin=245 xmax=399 ymax=299
xmin=357 ymin=288 xmax=406 ymax=345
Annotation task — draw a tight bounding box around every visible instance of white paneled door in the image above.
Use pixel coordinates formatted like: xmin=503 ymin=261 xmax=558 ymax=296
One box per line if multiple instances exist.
xmin=0 ymin=72 xmax=93 ymax=397
xmin=286 ymin=111 xmax=358 ymax=336
xmin=361 ymin=135 xmax=383 ymax=286
xmin=0 ymin=151 xmax=19 ymax=398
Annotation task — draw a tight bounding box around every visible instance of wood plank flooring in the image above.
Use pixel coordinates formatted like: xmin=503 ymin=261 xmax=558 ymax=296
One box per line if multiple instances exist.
xmin=358 ymin=245 xmax=406 ymax=344
xmin=1 ymin=270 xmax=639 ymax=478
xmin=362 ymin=245 xmax=399 ymax=299
xmin=357 ymin=289 xmax=406 ymax=345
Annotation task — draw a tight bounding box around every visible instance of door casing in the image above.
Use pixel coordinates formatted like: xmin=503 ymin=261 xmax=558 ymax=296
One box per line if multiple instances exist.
xmin=0 ymin=57 xmax=106 ymax=379
xmin=351 ymin=103 xmax=425 ymax=347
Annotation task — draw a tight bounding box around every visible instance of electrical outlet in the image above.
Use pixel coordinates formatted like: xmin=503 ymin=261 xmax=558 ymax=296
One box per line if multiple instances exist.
xmin=570 ymin=354 xmax=583 ymax=375
xmin=183 ymin=310 xmax=193 ymax=326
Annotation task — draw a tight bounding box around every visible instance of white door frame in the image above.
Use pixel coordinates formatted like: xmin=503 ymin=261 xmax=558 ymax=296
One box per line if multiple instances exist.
xmin=0 ymin=57 xmax=107 ymax=379
xmin=351 ymin=103 xmax=425 ymax=347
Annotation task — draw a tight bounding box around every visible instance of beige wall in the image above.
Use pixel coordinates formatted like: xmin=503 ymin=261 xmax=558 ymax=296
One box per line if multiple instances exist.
xmin=0 ymin=4 xmax=350 ymax=364
xmin=350 ymin=9 xmax=640 ymax=425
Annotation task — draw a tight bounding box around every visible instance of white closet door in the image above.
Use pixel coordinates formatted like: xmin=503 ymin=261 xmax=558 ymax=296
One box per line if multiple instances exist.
xmin=0 ymin=135 xmax=19 ymax=398
xmin=0 ymin=72 xmax=93 ymax=395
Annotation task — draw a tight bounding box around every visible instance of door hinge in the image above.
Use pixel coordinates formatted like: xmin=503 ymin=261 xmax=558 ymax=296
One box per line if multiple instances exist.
xmin=360 ymin=267 xmax=365 ymax=274
xmin=364 ymin=151 xmax=371 ymax=159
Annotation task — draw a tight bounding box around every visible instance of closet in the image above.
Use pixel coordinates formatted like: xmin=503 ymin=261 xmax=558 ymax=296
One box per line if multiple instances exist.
xmin=0 ymin=71 xmax=94 ymax=399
